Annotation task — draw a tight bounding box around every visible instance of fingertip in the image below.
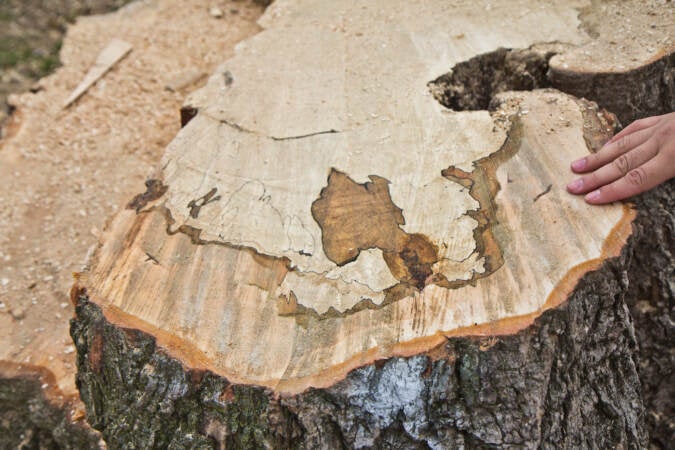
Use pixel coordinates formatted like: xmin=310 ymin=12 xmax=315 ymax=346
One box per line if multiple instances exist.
xmin=571 ymin=157 xmax=587 ymax=172
xmin=566 ymin=178 xmax=584 ymax=193
xmin=584 ymin=189 xmax=602 ymax=204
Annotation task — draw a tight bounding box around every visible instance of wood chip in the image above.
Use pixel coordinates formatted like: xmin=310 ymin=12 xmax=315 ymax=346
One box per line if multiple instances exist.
xmin=63 ymin=39 xmax=133 ymax=108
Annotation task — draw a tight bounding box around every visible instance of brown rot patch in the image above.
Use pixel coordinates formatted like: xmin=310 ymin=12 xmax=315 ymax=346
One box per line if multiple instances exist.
xmin=577 ymin=98 xmax=619 ymax=153
xmin=311 ymin=168 xmax=440 ymax=290
xmin=311 ymin=169 xmax=406 ymax=266
xmin=440 ymin=117 xmax=524 ymax=282
xmin=383 ymin=234 xmax=439 ymax=290
xmin=180 ymin=106 xmax=198 ymax=128
xmin=187 ymin=187 xmax=221 ymax=219
xmin=126 ymin=179 xmax=168 ymax=213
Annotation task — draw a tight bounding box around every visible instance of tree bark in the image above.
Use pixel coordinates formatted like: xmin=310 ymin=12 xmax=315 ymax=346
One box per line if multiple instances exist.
xmin=622 ymin=181 xmax=675 ymax=448
xmin=0 ymin=363 xmax=101 ymax=449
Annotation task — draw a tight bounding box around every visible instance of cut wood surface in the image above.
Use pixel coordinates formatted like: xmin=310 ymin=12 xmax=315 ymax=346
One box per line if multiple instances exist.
xmin=79 ymin=0 xmax=673 ymax=396
xmin=89 ymin=91 xmax=633 ymax=394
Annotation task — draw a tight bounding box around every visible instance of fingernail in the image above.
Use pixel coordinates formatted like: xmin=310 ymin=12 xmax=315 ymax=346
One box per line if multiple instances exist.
xmin=571 ymin=158 xmax=587 ymax=171
xmin=585 ymin=190 xmax=601 ymax=202
xmin=567 ymin=178 xmax=583 ymax=192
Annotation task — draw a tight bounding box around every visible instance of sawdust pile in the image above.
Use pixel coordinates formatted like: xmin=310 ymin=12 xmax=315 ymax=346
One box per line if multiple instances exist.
xmin=0 ymin=0 xmax=263 ymax=404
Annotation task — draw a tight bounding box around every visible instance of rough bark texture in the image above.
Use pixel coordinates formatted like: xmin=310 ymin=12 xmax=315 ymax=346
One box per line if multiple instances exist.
xmin=549 ymin=52 xmax=675 ymax=126
xmin=623 ymin=180 xmax=675 ymax=449
xmin=430 ymin=47 xmax=674 ymax=127
xmin=0 ymin=371 xmax=101 ymax=449
xmin=424 ymin=49 xmax=673 ymax=447
xmin=428 ymin=45 xmax=558 ymax=111
xmin=71 ymin=235 xmax=650 ymax=449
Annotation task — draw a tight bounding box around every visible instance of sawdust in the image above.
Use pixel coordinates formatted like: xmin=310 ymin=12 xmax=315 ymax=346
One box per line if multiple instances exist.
xmin=0 ymin=0 xmax=263 ymax=406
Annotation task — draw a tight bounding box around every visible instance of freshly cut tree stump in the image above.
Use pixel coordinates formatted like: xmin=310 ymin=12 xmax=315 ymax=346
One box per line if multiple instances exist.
xmin=71 ymin=0 xmax=673 ymax=447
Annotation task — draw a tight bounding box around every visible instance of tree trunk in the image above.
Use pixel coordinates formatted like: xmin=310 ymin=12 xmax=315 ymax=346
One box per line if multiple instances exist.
xmin=69 ymin=0 xmax=673 ymax=448
xmin=72 ymin=258 xmax=649 ymax=449
xmin=622 ymin=181 xmax=675 ymax=449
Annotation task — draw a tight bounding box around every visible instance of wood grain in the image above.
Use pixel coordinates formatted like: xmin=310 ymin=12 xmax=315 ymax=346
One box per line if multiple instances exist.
xmin=83 ymin=0 xmax=641 ymax=394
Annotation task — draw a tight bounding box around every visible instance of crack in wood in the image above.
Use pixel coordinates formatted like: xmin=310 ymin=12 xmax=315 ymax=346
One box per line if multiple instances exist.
xmin=533 ymin=184 xmax=552 ymax=203
xmin=144 ymin=252 xmax=160 ymax=265
xmin=218 ymin=117 xmax=341 ymax=141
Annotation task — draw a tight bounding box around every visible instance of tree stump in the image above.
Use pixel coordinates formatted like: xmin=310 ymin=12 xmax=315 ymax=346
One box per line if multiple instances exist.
xmin=70 ymin=0 xmax=674 ymax=447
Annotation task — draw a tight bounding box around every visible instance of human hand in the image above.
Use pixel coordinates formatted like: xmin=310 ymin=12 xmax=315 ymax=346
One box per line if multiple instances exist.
xmin=567 ymin=112 xmax=675 ymax=204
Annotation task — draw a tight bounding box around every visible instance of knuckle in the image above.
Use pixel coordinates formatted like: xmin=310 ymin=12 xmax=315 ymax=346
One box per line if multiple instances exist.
xmin=655 ymin=123 xmax=674 ymax=140
xmin=613 ymin=154 xmax=631 ymax=175
xmin=618 ymin=134 xmax=631 ymax=150
xmin=597 ymin=186 xmax=611 ymax=199
xmin=626 ymin=167 xmax=647 ymax=186
xmin=633 ymin=117 xmax=650 ymax=128
xmin=587 ymin=171 xmax=601 ymax=188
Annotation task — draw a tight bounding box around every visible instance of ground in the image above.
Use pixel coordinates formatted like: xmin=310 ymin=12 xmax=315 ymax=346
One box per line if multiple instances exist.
xmin=0 ymin=0 xmax=264 ymax=432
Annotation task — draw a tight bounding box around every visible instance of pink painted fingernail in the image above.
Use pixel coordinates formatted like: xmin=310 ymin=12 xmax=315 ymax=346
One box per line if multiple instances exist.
xmin=585 ymin=190 xmax=601 ymax=202
xmin=567 ymin=178 xmax=583 ymax=192
xmin=571 ymin=158 xmax=587 ymax=171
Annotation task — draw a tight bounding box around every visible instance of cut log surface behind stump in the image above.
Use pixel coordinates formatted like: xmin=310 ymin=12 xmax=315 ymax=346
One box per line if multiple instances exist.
xmin=71 ymin=0 xmax=674 ymax=448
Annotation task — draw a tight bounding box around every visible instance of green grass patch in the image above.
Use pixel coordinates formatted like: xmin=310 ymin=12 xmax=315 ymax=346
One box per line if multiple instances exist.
xmin=0 ymin=38 xmax=33 ymax=69
xmin=0 ymin=36 xmax=62 ymax=76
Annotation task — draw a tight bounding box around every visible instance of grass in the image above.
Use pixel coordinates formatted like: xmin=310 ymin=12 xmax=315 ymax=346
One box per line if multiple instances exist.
xmin=0 ymin=38 xmax=33 ymax=69
xmin=0 ymin=36 xmax=62 ymax=76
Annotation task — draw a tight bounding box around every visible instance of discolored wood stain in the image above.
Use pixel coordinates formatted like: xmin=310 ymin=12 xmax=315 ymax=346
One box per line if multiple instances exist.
xmin=311 ymin=169 xmax=439 ymax=289
xmin=439 ymin=118 xmax=524 ymax=286
xmin=310 ymin=170 xmax=405 ymax=265
xmin=577 ymin=99 xmax=619 ymax=153
xmin=126 ymin=179 xmax=168 ymax=213
xmin=187 ymin=187 xmax=221 ymax=219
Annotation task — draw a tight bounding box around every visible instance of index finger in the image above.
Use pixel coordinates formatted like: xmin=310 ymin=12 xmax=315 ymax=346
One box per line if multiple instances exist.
xmin=608 ymin=115 xmax=661 ymax=145
xmin=583 ymin=157 xmax=664 ymax=204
